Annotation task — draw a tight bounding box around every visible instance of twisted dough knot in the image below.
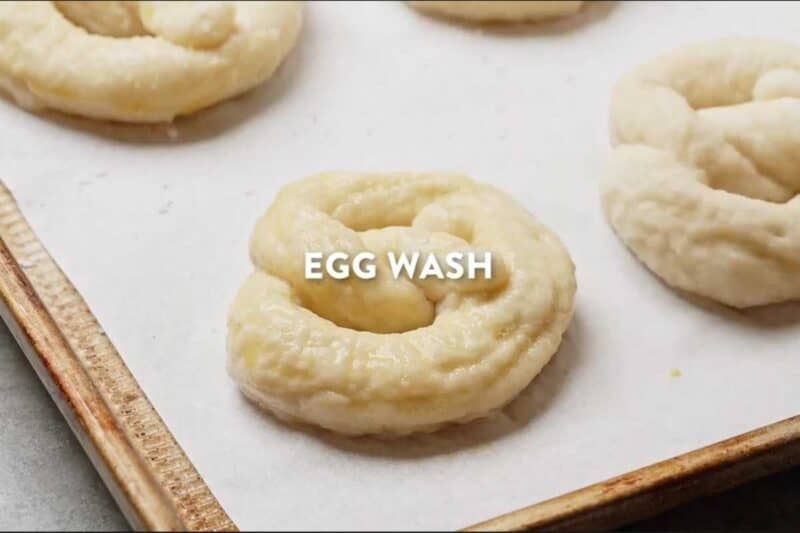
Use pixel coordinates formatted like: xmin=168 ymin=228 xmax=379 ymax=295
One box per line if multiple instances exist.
xmin=56 ymin=1 xmax=237 ymax=48
xmin=0 ymin=1 xmax=302 ymax=122
xmin=410 ymin=1 xmax=583 ymax=23
xmin=602 ymin=38 xmax=800 ymax=307
xmin=228 ymin=173 xmax=576 ymax=435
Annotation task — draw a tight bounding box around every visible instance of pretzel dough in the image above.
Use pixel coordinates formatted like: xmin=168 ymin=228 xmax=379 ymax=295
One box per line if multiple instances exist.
xmin=228 ymin=173 xmax=576 ymax=435
xmin=602 ymin=38 xmax=800 ymax=307
xmin=410 ymin=1 xmax=583 ymax=22
xmin=0 ymin=1 xmax=302 ymax=122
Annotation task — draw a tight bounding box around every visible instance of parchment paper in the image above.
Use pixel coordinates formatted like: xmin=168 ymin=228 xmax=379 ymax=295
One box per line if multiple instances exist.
xmin=2 ymin=2 xmax=799 ymax=529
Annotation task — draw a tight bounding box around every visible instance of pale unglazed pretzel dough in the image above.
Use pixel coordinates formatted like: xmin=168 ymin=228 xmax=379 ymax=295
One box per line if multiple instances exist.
xmin=228 ymin=173 xmax=576 ymax=436
xmin=602 ymin=38 xmax=800 ymax=307
xmin=410 ymin=1 xmax=583 ymax=23
xmin=0 ymin=1 xmax=302 ymax=122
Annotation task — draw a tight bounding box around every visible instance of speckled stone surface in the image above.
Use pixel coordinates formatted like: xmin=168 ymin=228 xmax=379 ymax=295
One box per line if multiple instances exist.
xmin=0 ymin=323 xmax=129 ymax=532
xmin=0 ymin=316 xmax=797 ymax=531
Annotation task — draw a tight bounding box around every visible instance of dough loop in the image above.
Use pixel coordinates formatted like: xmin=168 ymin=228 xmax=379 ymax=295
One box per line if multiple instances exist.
xmin=0 ymin=1 xmax=302 ymax=122
xmin=228 ymin=173 xmax=576 ymax=435
xmin=602 ymin=38 xmax=800 ymax=307
xmin=410 ymin=1 xmax=583 ymax=23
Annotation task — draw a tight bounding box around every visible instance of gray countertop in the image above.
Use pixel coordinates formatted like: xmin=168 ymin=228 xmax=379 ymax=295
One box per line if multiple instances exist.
xmin=0 ymin=320 xmax=797 ymax=531
xmin=0 ymin=322 xmax=128 ymax=532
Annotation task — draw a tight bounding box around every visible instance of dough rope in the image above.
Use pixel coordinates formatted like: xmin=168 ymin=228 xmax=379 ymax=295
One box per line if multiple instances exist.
xmin=410 ymin=1 xmax=583 ymax=23
xmin=602 ymin=38 xmax=800 ymax=307
xmin=0 ymin=1 xmax=302 ymax=122
xmin=228 ymin=173 xmax=576 ymax=436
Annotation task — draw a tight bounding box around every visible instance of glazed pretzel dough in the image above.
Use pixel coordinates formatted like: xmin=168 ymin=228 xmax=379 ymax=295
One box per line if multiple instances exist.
xmin=0 ymin=1 xmax=302 ymax=122
xmin=228 ymin=173 xmax=576 ymax=435
xmin=602 ymin=38 xmax=800 ymax=307
xmin=410 ymin=1 xmax=583 ymax=22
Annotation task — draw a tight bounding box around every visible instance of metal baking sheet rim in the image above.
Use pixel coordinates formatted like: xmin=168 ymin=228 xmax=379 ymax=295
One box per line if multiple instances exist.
xmin=0 ymin=182 xmax=797 ymax=532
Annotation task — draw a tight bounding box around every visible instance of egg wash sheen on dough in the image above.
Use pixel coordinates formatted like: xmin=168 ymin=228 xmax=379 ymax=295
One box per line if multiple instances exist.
xmin=304 ymin=251 xmax=495 ymax=280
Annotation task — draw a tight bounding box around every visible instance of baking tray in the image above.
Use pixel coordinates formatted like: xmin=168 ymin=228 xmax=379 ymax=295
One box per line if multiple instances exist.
xmin=2 ymin=1 xmax=800 ymax=530
xmin=0 ymin=184 xmax=234 ymax=531
xmin=0 ymin=182 xmax=798 ymax=529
